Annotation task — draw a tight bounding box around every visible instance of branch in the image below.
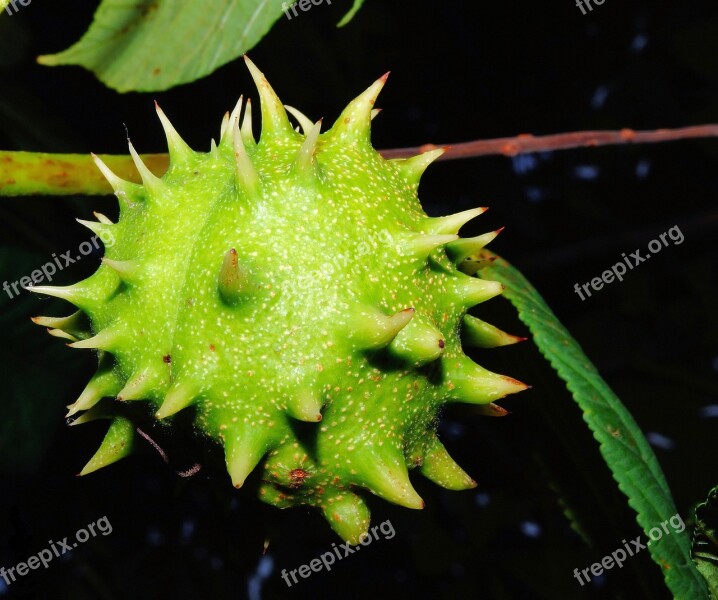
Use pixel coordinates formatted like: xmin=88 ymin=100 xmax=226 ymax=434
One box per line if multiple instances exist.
xmin=2 ymin=124 xmax=718 ymax=196
xmin=0 ymin=151 xmax=168 ymax=196
xmin=380 ymin=124 xmax=718 ymax=160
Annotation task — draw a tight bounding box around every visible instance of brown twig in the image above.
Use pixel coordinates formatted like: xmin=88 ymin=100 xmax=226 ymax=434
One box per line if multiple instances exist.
xmin=379 ymin=124 xmax=718 ymax=160
xmin=136 ymin=426 xmax=202 ymax=478
xmin=2 ymin=125 xmax=718 ymax=196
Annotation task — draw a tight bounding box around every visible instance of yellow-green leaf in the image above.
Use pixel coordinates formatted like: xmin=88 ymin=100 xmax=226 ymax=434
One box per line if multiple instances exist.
xmin=38 ymin=0 xmax=289 ymax=93
xmin=337 ymin=0 xmax=364 ymax=27
xmin=481 ymin=251 xmax=709 ymax=599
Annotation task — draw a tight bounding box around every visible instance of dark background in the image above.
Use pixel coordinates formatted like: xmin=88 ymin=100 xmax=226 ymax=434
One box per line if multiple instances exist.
xmin=1 ymin=1 xmax=717 ymax=598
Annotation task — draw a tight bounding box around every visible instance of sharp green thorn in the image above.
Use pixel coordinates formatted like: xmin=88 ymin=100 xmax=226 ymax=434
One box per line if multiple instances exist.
xmin=79 ymin=417 xmax=136 ymax=476
xmin=285 ymin=105 xmax=315 ymax=135
xmin=447 ymin=228 xmax=504 ymax=264
xmin=244 ymin=56 xmax=293 ymax=138
xmin=155 ymin=101 xmax=194 ymax=162
xmin=218 ymin=248 xmax=250 ymax=304
xmin=349 ymin=307 xmax=415 ymax=349
xmin=419 ymin=436 xmax=476 ymax=490
xmin=156 ymin=381 xmax=199 ymax=419
xmin=463 ymin=314 xmax=527 ymax=348
xmin=444 ymin=355 xmax=529 ymax=404
xmin=421 ymin=207 xmax=488 ymax=235
xmin=295 ymin=119 xmax=322 ymax=175
xmin=128 ymin=141 xmax=164 ymax=192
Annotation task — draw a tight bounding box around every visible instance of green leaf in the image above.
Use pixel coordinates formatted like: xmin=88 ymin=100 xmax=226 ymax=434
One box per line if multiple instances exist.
xmin=37 ymin=0 xmax=289 ymax=93
xmin=337 ymin=0 xmax=365 ymax=27
xmin=480 ymin=251 xmax=709 ymax=599
xmin=693 ymin=485 xmax=718 ymax=597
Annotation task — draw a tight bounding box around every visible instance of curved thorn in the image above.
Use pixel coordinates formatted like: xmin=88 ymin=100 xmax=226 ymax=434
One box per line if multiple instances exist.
xmin=28 ymin=283 xmax=89 ymax=308
xmin=90 ymin=153 xmax=142 ymax=201
xmin=76 ymin=218 xmax=112 ymax=240
xmin=232 ymin=117 xmax=261 ymax=199
xmin=227 ymin=95 xmax=244 ymax=140
xmin=102 ymin=258 xmax=140 ymax=283
xmin=241 ymin=98 xmax=256 ymax=146
xmin=155 ymin=101 xmax=193 ymax=162
xmin=447 ymin=228 xmax=504 ymax=264
xmin=370 ymin=108 xmax=382 ymax=120
xmin=155 ymin=381 xmax=199 ymax=419
xmin=70 ymin=405 xmax=113 ymax=426
xmin=220 ymin=111 xmax=230 ymax=140
xmin=295 ymin=119 xmax=322 ymax=174
xmin=421 ymin=207 xmax=488 ymax=235
xmin=389 ymin=317 xmax=445 ymax=366
xmin=92 ymin=211 xmax=113 ymax=225
xmin=224 ymin=423 xmax=275 ymax=488
xmin=327 ymin=72 xmax=389 ymax=142
xmin=117 ymin=367 xmax=164 ymax=401
xmin=392 ymin=147 xmax=445 ymax=185
xmin=420 ymin=436 xmax=476 ymax=490
xmin=349 ymin=307 xmax=415 ymax=350
xmin=67 ymin=365 xmax=123 ymax=417
xmin=287 ymin=390 xmax=323 ymax=422
xmin=47 ymin=327 xmax=79 ymax=342
xmin=284 ymin=105 xmax=314 ymax=135
xmin=68 ymin=328 xmax=120 ymax=350
xmin=243 ymin=56 xmax=293 ymax=138
xmin=355 ymin=446 xmax=424 ymax=509
xmin=31 ymin=311 xmax=88 ymax=338
xmin=462 ymin=315 xmax=527 ymax=348
xmin=209 ymin=138 xmax=219 ymax=158
xmin=452 ymin=276 xmax=504 ymax=306
xmin=404 ymin=233 xmax=457 ymax=260
xmin=128 ymin=141 xmax=163 ymax=192
xmin=444 ymin=355 xmax=529 ymax=404
xmin=79 ymin=417 xmax=136 ymax=476
xmin=218 ymin=248 xmax=250 ymax=304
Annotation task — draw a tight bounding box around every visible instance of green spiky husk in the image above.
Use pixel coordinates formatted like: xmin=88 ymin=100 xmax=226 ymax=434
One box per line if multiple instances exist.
xmin=31 ymin=58 xmax=527 ymax=544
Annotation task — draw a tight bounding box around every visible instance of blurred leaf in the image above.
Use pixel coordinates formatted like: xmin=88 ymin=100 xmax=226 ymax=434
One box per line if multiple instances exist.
xmin=480 ymin=251 xmax=710 ymax=599
xmin=693 ymin=485 xmax=718 ymax=598
xmin=37 ymin=0 xmax=290 ymax=92
xmin=337 ymin=0 xmax=364 ymax=27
